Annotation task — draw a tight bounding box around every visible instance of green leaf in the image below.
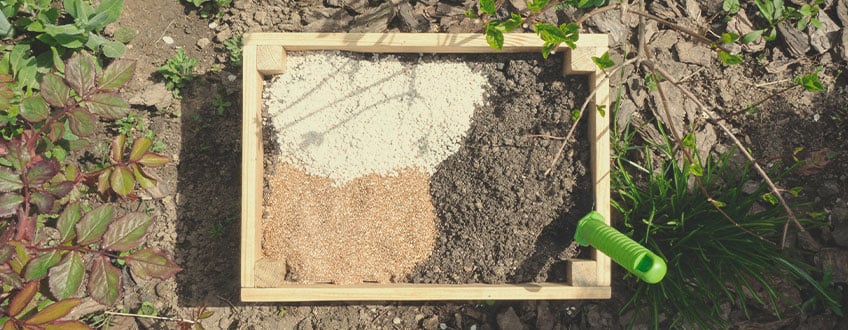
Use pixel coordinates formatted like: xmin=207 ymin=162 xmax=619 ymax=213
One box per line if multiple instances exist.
xmin=129 ymin=138 xmax=152 ymax=161
xmin=479 ymin=0 xmax=496 ymax=15
xmin=0 ymin=11 xmax=13 ymax=38
xmin=741 ymin=30 xmax=764 ymax=44
xmin=9 ymin=281 xmax=38 ymax=317
xmin=44 ymin=181 xmax=74 ymax=198
xmin=762 ymin=192 xmax=778 ymax=205
xmin=49 ymin=252 xmax=84 ymax=300
xmin=723 ymin=0 xmax=740 ymax=13
xmin=794 ymin=72 xmax=823 ymax=92
xmin=85 ymin=32 xmax=108 ymax=51
xmin=64 ymin=0 xmax=95 ymax=20
xmin=102 ymin=212 xmax=152 ymax=252
xmin=541 ymin=42 xmax=557 ymax=59
xmin=25 ymin=298 xmax=80 ymax=325
xmin=0 ymin=167 xmax=22 ymax=192
xmin=97 ymin=168 xmax=112 ymax=194
xmin=66 ymin=53 xmax=97 ymax=96
xmin=75 ymin=204 xmax=114 ymax=245
xmin=86 ymin=93 xmax=130 ymax=119
xmin=499 ymin=13 xmax=522 ymax=32
xmin=591 ymin=51 xmax=615 ymax=69
xmin=528 ymin=0 xmax=550 ymax=12
xmin=88 ymin=256 xmax=122 ymax=306
xmin=535 ymin=23 xmax=566 ymax=43
xmin=138 ymin=153 xmax=169 ymax=167
xmin=67 ymin=108 xmax=95 ymax=137
xmin=718 ymin=50 xmax=742 ymax=65
xmin=24 ymin=250 xmax=62 ymax=280
xmin=30 ymin=191 xmax=55 ymax=212
xmin=40 ymin=74 xmax=71 ymax=107
xmin=571 ymin=109 xmax=581 ymax=121
xmin=682 ymin=133 xmax=696 ymax=149
xmin=113 ymin=27 xmax=138 ymax=43
xmin=98 ymin=59 xmax=135 ymax=91
xmin=110 ymin=165 xmax=134 ymax=197
xmin=720 ymin=32 xmax=739 ymax=44
xmin=131 ymin=164 xmax=157 ymax=189
xmin=710 ymin=199 xmax=727 ymax=208
xmin=687 ymin=163 xmax=704 ymax=177
xmin=26 ymin=159 xmax=60 ymax=185
xmin=57 ymin=202 xmax=82 ymax=243
xmin=0 ymin=193 xmax=23 ymax=217
xmin=42 ymin=24 xmax=87 ymax=48
xmin=126 ymin=247 xmax=182 ymax=280
xmin=596 ymin=105 xmax=606 ymax=117
xmin=86 ymin=0 xmax=124 ymax=31
xmin=485 ymin=26 xmax=504 ymax=50
xmin=102 ymin=40 xmax=125 ymax=58
xmin=788 ymin=186 xmax=803 ymax=197
xmin=20 ymin=96 xmax=49 ymax=123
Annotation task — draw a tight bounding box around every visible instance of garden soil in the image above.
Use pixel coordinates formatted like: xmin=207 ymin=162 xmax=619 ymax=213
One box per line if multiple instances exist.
xmin=107 ymin=0 xmax=848 ymax=328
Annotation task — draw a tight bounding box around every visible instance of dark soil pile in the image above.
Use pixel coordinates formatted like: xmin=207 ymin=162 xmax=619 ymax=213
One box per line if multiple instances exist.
xmin=408 ymin=53 xmax=593 ymax=284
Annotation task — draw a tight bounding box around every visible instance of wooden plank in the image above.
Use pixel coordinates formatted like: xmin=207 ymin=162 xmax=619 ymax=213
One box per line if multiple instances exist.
xmin=587 ymin=53 xmax=612 ymax=287
xmin=244 ymin=32 xmax=608 ymax=53
xmin=241 ymin=44 xmax=264 ymax=289
xmin=242 ymin=284 xmax=611 ymax=302
xmin=257 ymin=45 xmax=286 ymax=75
xmin=567 ymin=259 xmax=598 ymax=287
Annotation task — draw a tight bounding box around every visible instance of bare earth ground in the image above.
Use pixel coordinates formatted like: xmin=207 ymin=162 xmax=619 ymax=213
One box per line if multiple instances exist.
xmin=105 ymin=0 xmax=848 ymax=328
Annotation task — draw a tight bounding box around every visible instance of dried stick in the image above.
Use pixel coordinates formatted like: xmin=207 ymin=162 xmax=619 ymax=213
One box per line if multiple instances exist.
xmin=104 ymin=311 xmax=197 ymax=324
xmin=643 ymin=62 xmax=820 ymax=249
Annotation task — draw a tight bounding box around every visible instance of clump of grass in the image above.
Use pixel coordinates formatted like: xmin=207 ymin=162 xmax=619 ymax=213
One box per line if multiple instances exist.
xmin=612 ymin=122 xmax=841 ymax=328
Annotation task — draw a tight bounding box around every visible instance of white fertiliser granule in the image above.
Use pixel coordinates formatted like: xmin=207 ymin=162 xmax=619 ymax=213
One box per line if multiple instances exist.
xmin=264 ymin=51 xmax=488 ymax=185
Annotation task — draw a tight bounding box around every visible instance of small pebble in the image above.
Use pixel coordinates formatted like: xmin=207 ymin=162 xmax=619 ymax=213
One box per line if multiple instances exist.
xmin=208 ymin=22 xmax=218 ymax=29
xmin=162 ymin=36 xmax=174 ymax=45
xmin=439 ymin=323 xmax=447 ymax=330
xmin=227 ymin=74 xmax=237 ymax=82
xmin=392 ymin=317 xmax=401 ymax=325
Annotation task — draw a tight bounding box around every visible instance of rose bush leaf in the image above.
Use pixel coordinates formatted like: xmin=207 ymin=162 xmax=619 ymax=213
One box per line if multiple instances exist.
xmin=57 ymin=202 xmax=82 ymax=243
xmin=75 ymin=204 xmax=114 ymax=245
xmin=49 ymin=251 xmax=85 ymax=300
xmin=98 ymin=59 xmax=135 ymax=91
xmin=88 ymin=256 xmax=122 ymax=306
xmin=102 ymin=212 xmax=152 ymax=252
xmin=126 ymin=247 xmax=182 ymax=280
xmin=24 ymin=298 xmax=80 ymax=325
xmin=23 ymin=250 xmax=62 ymax=280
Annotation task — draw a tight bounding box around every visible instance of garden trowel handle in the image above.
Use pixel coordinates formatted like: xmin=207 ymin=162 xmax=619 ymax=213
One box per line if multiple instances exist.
xmin=574 ymin=211 xmax=667 ymax=284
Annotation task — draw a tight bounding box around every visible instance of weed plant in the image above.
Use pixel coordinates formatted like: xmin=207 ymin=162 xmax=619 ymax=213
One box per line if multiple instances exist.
xmin=611 ymin=122 xmax=841 ymax=328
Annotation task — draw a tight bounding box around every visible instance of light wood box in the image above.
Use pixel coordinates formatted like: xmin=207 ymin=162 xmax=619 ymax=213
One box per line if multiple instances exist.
xmin=241 ymin=33 xmax=611 ymax=302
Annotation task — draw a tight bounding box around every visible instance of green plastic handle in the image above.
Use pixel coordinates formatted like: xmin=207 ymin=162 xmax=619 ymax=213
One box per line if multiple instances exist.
xmin=574 ymin=211 xmax=667 ymax=284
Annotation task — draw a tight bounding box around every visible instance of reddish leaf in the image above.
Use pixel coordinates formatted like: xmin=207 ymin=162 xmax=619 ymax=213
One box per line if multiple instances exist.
xmin=86 ymin=93 xmax=129 ymax=119
xmin=23 ymin=250 xmax=62 ymax=281
xmin=797 ymin=148 xmax=834 ymax=176
xmin=109 ymin=165 xmax=134 ymax=197
xmin=46 ymin=121 xmax=65 ymax=143
xmin=137 ymin=153 xmax=169 ymax=167
xmin=97 ymin=168 xmax=111 ymax=194
xmin=44 ymin=321 xmax=90 ymax=330
xmin=0 ymin=192 xmax=23 ymax=217
xmin=102 ymin=212 xmax=152 ymax=252
xmin=8 ymin=281 xmax=38 ymax=317
xmin=40 ymin=73 xmax=70 ymax=108
xmin=49 ymin=252 xmax=85 ymax=300
xmin=0 ymin=166 xmax=22 ymax=192
xmin=67 ymin=109 xmax=95 ymax=137
xmin=65 ymin=53 xmax=96 ymax=96
xmin=44 ymin=181 xmax=74 ymax=198
xmin=110 ymin=135 xmax=125 ymax=163
xmin=20 ymin=96 xmax=49 ymax=123
xmin=88 ymin=256 xmax=122 ymax=306
xmin=0 ymin=245 xmax=13 ymax=264
xmin=126 ymin=247 xmax=182 ymax=280
xmin=0 ymin=269 xmax=23 ymax=289
xmin=1 ymin=320 xmax=17 ymax=330
xmin=75 ymin=204 xmax=114 ymax=245
xmin=29 ymin=191 xmax=55 ymax=213
xmin=98 ymin=59 xmax=136 ymax=91
xmin=57 ymin=202 xmax=82 ymax=243
xmin=131 ymin=164 xmax=157 ymax=189
xmin=25 ymin=159 xmax=59 ymax=186
xmin=24 ymin=298 xmax=80 ymax=325
xmin=129 ymin=138 xmax=151 ymax=162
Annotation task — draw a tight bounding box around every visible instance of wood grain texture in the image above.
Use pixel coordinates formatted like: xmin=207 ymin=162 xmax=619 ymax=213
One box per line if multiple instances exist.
xmin=242 ymin=33 xmax=611 ymax=301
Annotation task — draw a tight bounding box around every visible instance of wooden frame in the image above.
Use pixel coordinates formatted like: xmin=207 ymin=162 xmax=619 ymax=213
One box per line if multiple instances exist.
xmin=241 ymin=33 xmax=611 ymax=302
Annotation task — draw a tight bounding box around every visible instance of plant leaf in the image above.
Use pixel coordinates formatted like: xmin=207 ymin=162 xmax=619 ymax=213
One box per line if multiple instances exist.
xmin=485 ymin=24 xmax=504 ymax=50
xmin=126 ymin=247 xmax=182 ymax=280
xmin=0 ymin=192 xmax=23 ymax=217
xmin=102 ymin=40 xmax=125 ymax=58
xmin=40 ymin=73 xmax=71 ymax=108
xmin=65 ymin=53 xmax=97 ymax=96
xmin=88 ymin=256 xmax=122 ymax=306
xmin=24 ymin=250 xmax=63 ymax=281
xmin=47 ymin=121 xmax=66 ymax=143
xmin=741 ymin=30 xmax=764 ymax=44
xmin=30 ymin=191 xmax=55 ymax=213
xmin=20 ymin=95 xmax=49 ymax=123
xmin=498 ymin=13 xmax=522 ymax=32
xmin=24 ymin=298 xmax=80 ymax=325
xmin=0 ymin=167 xmax=22 ymax=192
xmin=44 ymin=181 xmax=74 ymax=197
xmin=0 ymin=268 xmax=23 ymax=289
xmin=57 ymin=202 xmax=82 ymax=243
xmin=102 ymin=212 xmax=152 ymax=252
xmin=86 ymin=0 xmax=124 ymax=31
xmin=718 ymin=50 xmax=742 ymax=65
xmin=138 ymin=153 xmax=169 ymax=167
xmin=26 ymin=159 xmax=60 ymax=186
xmin=110 ymin=165 xmax=134 ymax=197
xmin=97 ymin=168 xmax=112 ymax=194
xmin=67 ymin=109 xmax=95 ymax=137
xmin=592 ymin=51 xmax=615 ymax=69
xmin=45 ymin=321 xmax=91 ymax=330
xmin=49 ymin=252 xmax=85 ymax=300
xmin=86 ymin=92 xmax=130 ymax=119
xmin=479 ymin=0 xmax=496 ymax=15
xmin=111 ymin=134 xmax=126 ymax=163
xmin=9 ymin=281 xmax=38 ymax=317
xmin=129 ymin=138 xmax=152 ymax=162
xmin=131 ymin=164 xmax=157 ymax=189
xmin=723 ymin=0 xmax=740 ymax=13
xmin=98 ymin=59 xmax=136 ymax=91
xmin=75 ymin=204 xmax=114 ymax=245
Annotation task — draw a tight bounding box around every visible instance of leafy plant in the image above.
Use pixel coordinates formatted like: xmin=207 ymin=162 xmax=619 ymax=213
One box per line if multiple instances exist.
xmin=223 ymin=36 xmax=243 ymax=66
xmin=612 ymin=122 xmax=841 ymax=328
xmin=156 ymin=49 xmax=197 ymax=98
xmin=183 ymin=0 xmax=232 ymax=18
xmin=0 ymin=53 xmax=181 ymax=329
xmin=212 ymin=94 xmax=232 ymax=116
